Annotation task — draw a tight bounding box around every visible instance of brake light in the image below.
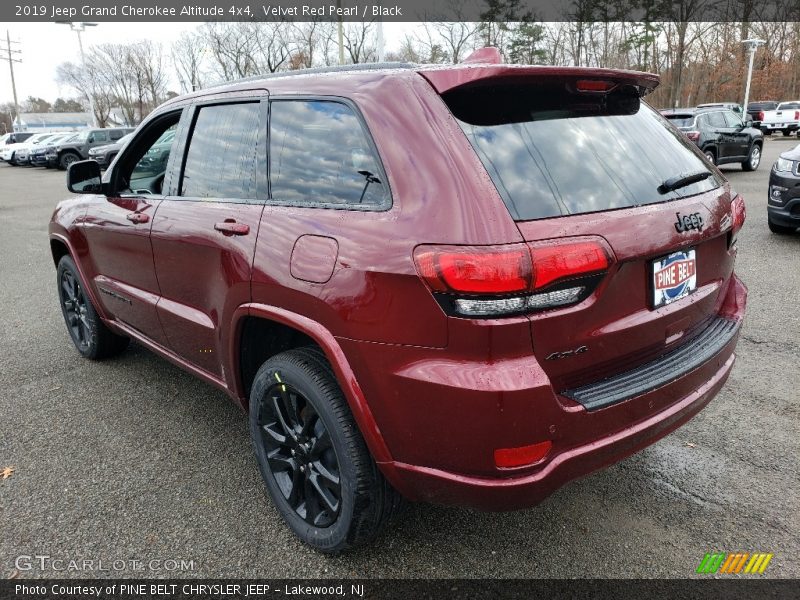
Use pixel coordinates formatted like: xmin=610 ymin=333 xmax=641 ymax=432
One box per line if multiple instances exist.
xmin=575 ymin=79 xmax=616 ymax=93
xmin=494 ymin=440 xmax=552 ymax=468
xmin=414 ymin=239 xmax=612 ymax=317
xmin=686 ymin=130 xmax=700 ymax=142
xmin=732 ymin=195 xmax=746 ymax=235
xmin=758 ymin=111 xmax=765 ymax=121
xmin=796 ymin=111 xmax=799 ymax=120
xmin=414 ymin=245 xmax=532 ymax=295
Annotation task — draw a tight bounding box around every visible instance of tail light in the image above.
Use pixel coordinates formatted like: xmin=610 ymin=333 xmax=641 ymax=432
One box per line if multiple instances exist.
xmin=575 ymin=79 xmax=616 ymax=93
xmin=758 ymin=111 xmax=765 ymax=121
xmin=729 ymin=194 xmax=746 ymax=248
xmin=686 ymin=130 xmax=700 ymax=142
xmin=414 ymin=238 xmax=613 ymax=318
xmin=795 ymin=111 xmax=799 ymax=120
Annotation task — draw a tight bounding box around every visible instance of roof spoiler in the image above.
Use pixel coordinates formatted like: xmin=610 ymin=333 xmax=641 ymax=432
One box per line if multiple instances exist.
xmin=418 ymin=64 xmax=660 ymax=97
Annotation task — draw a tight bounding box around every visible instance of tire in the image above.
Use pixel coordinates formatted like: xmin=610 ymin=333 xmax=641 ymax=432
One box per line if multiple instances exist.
xmin=782 ymin=129 xmax=792 ymax=137
xmin=59 ymin=151 xmax=80 ymax=170
xmin=704 ymin=150 xmax=716 ymax=165
xmin=768 ymin=218 xmax=796 ymax=234
xmin=56 ymin=255 xmax=130 ymax=360
xmin=761 ymin=128 xmax=772 ymax=136
xmin=742 ymin=144 xmax=761 ymax=171
xmin=249 ymin=347 xmax=400 ymax=553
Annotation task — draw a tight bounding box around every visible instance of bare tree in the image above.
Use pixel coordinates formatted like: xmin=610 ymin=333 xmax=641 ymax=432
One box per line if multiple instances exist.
xmin=55 ymin=60 xmax=112 ymax=126
xmin=172 ymin=31 xmax=208 ymax=92
xmin=342 ymin=22 xmax=376 ymax=64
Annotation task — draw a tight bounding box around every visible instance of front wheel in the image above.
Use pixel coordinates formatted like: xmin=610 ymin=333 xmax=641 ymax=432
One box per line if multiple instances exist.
xmin=704 ymin=150 xmax=716 ymax=165
xmin=57 ymin=255 xmax=129 ymax=359
xmin=249 ymin=347 xmax=400 ymax=553
xmin=742 ymin=144 xmax=761 ymax=171
xmin=59 ymin=152 xmax=80 ymax=170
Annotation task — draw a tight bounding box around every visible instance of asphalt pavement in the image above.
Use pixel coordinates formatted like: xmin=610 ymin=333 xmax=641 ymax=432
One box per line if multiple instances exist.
xmin=0 ymin=139 xmax=797 ymax=579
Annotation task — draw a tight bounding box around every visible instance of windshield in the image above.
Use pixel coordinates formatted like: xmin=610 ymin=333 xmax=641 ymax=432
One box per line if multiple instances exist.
xmin=448 ymin=83 xmax=719 ymax=221
xmin=28 ymin=134 xmax=53 ymax=145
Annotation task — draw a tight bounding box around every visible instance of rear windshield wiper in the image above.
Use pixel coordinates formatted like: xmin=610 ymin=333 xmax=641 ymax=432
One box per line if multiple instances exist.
xmin=658 ymin=170 xmax=713 ymax=194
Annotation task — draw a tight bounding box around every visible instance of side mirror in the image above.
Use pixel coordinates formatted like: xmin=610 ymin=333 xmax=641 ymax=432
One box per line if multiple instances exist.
xmin=67 ymin=160 xmax=103 ymax=194
xmin=744 ymin=119 xmax=754 ymax=128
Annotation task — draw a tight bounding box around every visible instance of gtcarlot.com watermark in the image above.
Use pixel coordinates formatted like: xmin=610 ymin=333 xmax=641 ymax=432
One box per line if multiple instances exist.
xmin=15 ymin=555 xmax=196 ymax=573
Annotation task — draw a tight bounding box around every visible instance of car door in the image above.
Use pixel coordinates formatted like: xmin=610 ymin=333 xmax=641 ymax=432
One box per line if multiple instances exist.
xmin=81 ymin=110 xmax=185 ymax=347
xmin=149 ymin=97 xmax=267 ymax=380
xmin=706 ymin=111 xmax=732 ymax=159
xmin=722 ymin=110 xmax=749 ymax=157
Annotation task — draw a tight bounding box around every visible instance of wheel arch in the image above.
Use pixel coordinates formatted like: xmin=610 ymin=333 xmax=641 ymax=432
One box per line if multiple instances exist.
xmin=49 ymin=233 xmax=109 ymax=322
xmin=230 ymin=303 xmax=394 ymax=465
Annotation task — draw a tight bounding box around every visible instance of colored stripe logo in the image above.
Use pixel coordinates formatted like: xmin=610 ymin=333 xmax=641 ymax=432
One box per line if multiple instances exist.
xmin=697 ymin=552 xmax=773 ymax=574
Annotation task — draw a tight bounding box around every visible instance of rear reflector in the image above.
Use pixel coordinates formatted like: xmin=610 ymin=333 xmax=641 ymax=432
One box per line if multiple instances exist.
xmin=494 ymin=440 xmax=553 ymax=468
xmin=732 ymin=195 xmax=746 ymax=234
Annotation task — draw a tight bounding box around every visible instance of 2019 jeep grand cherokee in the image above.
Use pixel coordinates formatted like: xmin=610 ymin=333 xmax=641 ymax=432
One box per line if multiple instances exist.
xmin=50 ymin=56 xmax=748 ymax=553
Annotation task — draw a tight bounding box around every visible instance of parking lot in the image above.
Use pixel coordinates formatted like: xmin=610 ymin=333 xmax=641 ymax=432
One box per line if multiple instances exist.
xmin=0 ymin=139 xmax=797 ymax=579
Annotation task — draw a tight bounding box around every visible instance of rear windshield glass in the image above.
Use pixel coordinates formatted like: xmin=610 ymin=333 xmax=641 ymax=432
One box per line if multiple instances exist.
xmin=447 ymin=83 xmax=720 ymax=221
xmin=665 ymin=115 xmax=695 ymax=127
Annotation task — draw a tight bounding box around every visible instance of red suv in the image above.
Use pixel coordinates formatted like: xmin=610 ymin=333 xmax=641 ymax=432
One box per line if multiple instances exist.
xmin=50 ymin=54 xmax=748 ymax=553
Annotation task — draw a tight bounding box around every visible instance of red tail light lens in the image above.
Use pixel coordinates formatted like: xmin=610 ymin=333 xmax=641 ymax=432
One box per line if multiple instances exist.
xmin=414 ymin=245 xmax=532 ymax=294
xmin=494 ymin=440 xmax=553 ymax=468
xmin=686 ymin=130 xmax=700 ymax=142
xmin=530 ymin=241 xmax=610 ymax=290
xmin=795 ymin=111 xmax=799 ymax=120
xmin=758 ymin=111 xmax=765 ymax=121
xmin=732 ymin=195 xmax=746 ymax=235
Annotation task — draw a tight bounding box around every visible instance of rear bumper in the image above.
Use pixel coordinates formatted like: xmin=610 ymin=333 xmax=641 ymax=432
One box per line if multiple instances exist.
xmin=762 ymin=122 xmax=799 ymax=130
xmin=348 ymin=275 xmax=747 ymax=510
xmin=768 ymin=171 xmax=800 ymax=227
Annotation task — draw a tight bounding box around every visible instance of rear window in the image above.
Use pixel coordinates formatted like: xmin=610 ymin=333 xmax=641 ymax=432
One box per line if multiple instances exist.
xmin=448 ymin=83 xmax=720 ymax=221
xmin=665 ymin=114 xmax=695 ymax=128
xmin=778 ymin=102 xmax=800 ymax=110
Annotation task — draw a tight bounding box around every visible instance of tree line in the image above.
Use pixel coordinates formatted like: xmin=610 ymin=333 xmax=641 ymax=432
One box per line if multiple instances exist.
xmin=40 ymin=10 xmax=800 ymax=127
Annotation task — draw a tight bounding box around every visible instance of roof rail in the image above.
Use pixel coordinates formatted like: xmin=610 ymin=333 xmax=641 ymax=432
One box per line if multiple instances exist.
xmin=208 ymin=62 xmax=417 ymax=88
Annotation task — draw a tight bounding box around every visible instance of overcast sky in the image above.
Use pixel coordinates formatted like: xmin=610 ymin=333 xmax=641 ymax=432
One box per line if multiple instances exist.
xmin=0 ymin=22 xmax=417 ymax=107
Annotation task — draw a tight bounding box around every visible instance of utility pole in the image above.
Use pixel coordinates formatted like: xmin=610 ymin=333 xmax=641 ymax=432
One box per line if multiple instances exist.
xmin=336 ymin=0 xmax=344 ymax=65
xmin=1 ymin=30 xmax=21 ymax=130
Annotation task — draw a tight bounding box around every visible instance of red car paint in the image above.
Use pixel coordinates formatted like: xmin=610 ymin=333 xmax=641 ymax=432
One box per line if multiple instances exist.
xmin=49 ymin=62 xmax=747 ymax=510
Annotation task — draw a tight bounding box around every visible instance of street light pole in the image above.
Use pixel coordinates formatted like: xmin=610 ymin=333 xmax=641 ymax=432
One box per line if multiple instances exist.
xmin=742 ymin=39 xmax=765 ymax=113
xmin=57 ymin=21 xmax=97 ymax=127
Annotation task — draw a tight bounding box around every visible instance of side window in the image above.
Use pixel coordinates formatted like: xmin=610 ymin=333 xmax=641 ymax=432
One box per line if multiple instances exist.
xmin=269 ymin=100 xmax=389 ymax=208
xmin=115 ymin=112 xmax=181 ymax=196
xmin=723 ymin=111 xmax=742 ymax=127
xmin=92 ymin=131 xmax=109 ymax=143
xmin=706 ymin=112 xmax=727 ymax=128
xmin=180 ymin=102 xmax=260 ymax=201
xmin=109 ymin=130 xmax=124 ymax=141
xmin=696 ymin=115 xmax=708 ymax=130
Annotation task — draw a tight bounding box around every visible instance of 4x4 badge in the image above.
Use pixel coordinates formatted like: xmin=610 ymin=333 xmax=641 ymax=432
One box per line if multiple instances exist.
xmin=675 ymin=211 xmax=704 ymax=233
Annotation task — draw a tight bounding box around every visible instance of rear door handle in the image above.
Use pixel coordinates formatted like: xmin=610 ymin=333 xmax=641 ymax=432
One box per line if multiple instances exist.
xmin=214 ymin=220 xmax=250 ymax=236
xmin=126 ymin=213 xmax=149 ymax=224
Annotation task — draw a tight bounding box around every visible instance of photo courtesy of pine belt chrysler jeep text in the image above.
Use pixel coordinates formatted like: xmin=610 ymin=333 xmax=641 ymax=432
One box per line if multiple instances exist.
xmin=49 ymin=49 xmax=748 ymax=553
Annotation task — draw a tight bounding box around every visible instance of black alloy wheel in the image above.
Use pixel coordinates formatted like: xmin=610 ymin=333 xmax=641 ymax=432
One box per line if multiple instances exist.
xmin=60 ymin=268 xmax=92 ymax=352
xmin=256 ymin=379 xmax=342 ymax=527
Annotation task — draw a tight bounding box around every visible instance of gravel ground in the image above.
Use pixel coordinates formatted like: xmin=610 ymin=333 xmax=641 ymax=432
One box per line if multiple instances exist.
xmin=0 ymin=139 xmax=797 ymax=579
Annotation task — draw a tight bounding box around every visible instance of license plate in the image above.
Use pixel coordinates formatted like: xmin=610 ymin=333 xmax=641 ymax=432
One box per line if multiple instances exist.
xmin=651 ymin=249 xmax=697 ymax=308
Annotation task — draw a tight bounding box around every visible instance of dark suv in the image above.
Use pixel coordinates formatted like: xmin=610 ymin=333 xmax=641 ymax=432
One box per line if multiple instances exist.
xmin=662 ymin=108 xmax=763 ymax=169
xmin=52 ymin=127 xmax=133 ymax=170
xmin=50 ymin=57 xmax=748 ymax=553
xmin=768 ymin=145 xmax=800 ymax=234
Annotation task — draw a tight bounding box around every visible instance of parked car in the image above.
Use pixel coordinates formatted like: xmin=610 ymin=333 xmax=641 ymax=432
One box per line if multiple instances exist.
xmin=51 ymin=58 xmax=748 ymax=553
xmin=52 ymin=127 xmax=134 ymax=170
xmin=662 ymin=107 xmax=763 ymax=169
xmin=29 ymin=133 xmax=78 ymax=167
xmin=758 ymin=101 xmax=800 ymax=135
xmin=0 ymin=131 xmax=33 ymax=146
xmin=697 ymin=102 xmax=743 ymax=114
xmin=767 ymin=145 xmax=800 ymax=234
xmin=86 ymin=133 xmax=134 ymax=168
xmin=0 ymin=132 xmax=59 ymax=165
xmin=746 ymin=100 xmax=778 ymax=125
